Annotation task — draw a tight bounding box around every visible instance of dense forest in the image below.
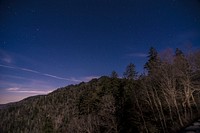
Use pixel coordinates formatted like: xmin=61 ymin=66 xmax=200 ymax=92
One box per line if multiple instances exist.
xmin=0 ymin=47 xmax=200 ymax=133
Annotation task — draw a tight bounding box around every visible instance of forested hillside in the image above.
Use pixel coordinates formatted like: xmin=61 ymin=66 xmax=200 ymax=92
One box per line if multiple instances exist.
xmin=0 ymin=47 xmax=200 ymax=133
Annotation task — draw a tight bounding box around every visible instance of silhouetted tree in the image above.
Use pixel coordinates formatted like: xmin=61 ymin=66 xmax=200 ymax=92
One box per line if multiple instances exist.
xmin=123 ymin=63 xmax=137 ymax=80
xmin=111 ymin=71 xmax=118 ymax=78
xmin=144 ymin=47 xmax=160 ymax=75
xmin=175 ymin=48 xmax=184 ymax=57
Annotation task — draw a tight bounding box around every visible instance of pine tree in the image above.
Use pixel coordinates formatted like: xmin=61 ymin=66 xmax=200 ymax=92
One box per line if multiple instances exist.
xmin=123 ymin=63 xmax=137 ymax=80
xmin=144 ymin=47 xmax=160 ymax=75
xmin=175 ymin=48 xmax=184 ymax=57
xmin=110 ymin=71 xmax=118 ymax=78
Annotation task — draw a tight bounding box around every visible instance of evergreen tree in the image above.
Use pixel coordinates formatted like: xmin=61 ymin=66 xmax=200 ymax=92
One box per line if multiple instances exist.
xmin=175 ymin=48 xmax=184 ymax=57
xmin=123 ymin=63 xmax=137 ymax=80
xmin=110 ymin=71 xmax=118 ymax=78
xmin=144 ymin=47 xmax=160 ymax=74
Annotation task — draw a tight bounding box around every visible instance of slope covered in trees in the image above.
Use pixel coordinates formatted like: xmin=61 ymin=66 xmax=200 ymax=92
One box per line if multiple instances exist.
xmin=0 ymin=47 xmax=200 ymax=133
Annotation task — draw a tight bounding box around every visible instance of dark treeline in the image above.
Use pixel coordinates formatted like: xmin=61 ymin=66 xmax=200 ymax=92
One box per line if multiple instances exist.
xmin=0 ymin=47 xmax=200 ymax=133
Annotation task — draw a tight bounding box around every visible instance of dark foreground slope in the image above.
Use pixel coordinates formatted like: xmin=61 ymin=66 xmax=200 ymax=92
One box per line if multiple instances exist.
xmin=0 ymin=76 xmax=200 ymax=133
xmin=0 ymin=77 xmax=121 ymax=133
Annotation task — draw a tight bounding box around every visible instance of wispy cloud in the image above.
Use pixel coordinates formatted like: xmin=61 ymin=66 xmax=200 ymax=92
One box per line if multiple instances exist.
xmin=2 ymin=57 xmax=12 ymax=63
xmin=81 ymin=76 xmax=100 ymax=82
xmin=162 ymin=30 xmax=200 ymax=47
xmin=1 ymin=71 xmax=61 ymax=104
xmin=127 ymin=53 xmax=147 ymax=57
xmin=13 ymin=90 xmax=53 ymax=94
xmin=0 ymin=50 xmax=13 ymax=63
xmin=6 ymin=87 xmax=53 ymax=94
xmin=42 ymin=73 xmax=66 ymax=79
xmin=0 ymin=64 xmax=80 ymax=82
xmin=20 ymin=68 xmax=40 ymax=73
xmin=0 ymin=74 xmax=64 ymax=87
xmin=176 ymin=31 xmax=199 ymax=41
xmin=0 ymin=94 xmax=36 ymax=104
xmin=42 ymin=73 xmax=82 ymax=82
xmin=0 ymin=64 xmax=40 ymax=74
xmin=0 ymin=64 xmax=15 ymax=69
xmin=6 ymin=87 xmax=20 ymax=91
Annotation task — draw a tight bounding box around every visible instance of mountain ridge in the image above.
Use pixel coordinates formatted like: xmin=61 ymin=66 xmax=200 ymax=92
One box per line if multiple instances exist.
xmin=1 ymin=48 xmax=200 ymax=133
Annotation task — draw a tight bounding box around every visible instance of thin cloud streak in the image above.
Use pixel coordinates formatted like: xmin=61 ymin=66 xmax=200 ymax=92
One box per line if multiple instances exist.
xmin=42 ymin=73 xmax=81 ymax=82
xmin=14 ymin=90 xmax=53 ymax=94
xmin=20 ymin=68 xmax=40 ymax=73
xmin=0 ymin=75 xmax=32 ymax=80
xmin=2 ymin=57 xmax=12 ymax=63
xmin=0 ymin=64 xmax=40 ymax=74
xmin=0 ymin=64 xmax=80 ymax=82
xmin=6 ymin=87 xmax=20 ymax=91
xmin=6 ymin=87 xmax=53 ymax=94
xmin=0 ymin=50 xmax=13 ymax=64
xmin=127 ymin=53 xmax=147 ymax=57
xmin=81 ymin=76 xmax=100 ymax=82
xmin=0 ymin=64 xmax=16 ymax=69
xmin=43 ymin=73 xmax=67 ymax=79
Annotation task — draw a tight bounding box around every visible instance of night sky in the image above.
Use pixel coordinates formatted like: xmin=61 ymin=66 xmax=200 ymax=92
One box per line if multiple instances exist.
xmin=0 ymin=0 xmax=200 ymax=104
